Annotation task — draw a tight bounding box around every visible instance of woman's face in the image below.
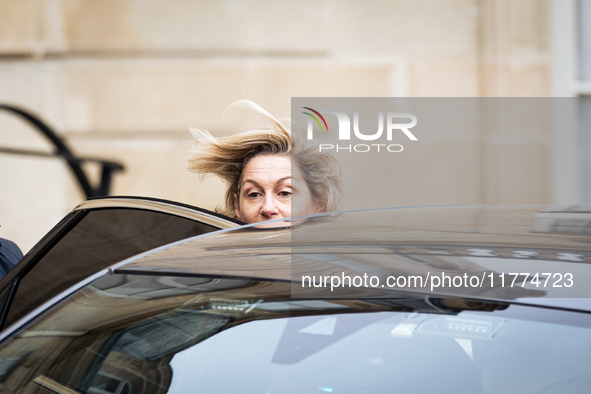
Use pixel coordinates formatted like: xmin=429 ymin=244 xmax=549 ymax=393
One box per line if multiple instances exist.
xmin=234 ymin=154 xmax=322 ymax=224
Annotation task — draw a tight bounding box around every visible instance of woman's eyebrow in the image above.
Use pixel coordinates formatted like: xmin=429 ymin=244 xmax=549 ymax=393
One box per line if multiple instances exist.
xmin=242 ymin=179 xmax=262 ymax=189
xmin=275 ymin=176 xmax=293 ymax=184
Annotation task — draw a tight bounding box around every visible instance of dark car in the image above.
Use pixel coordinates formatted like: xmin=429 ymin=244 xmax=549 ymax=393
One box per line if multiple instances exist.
xmin=0 ymin=200 xmax=590 ymax=393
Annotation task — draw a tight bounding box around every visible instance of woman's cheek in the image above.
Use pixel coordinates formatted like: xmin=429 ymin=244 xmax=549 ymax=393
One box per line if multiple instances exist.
xmin=279 ymin=201 xmax=291 ymax=218
xmin=239 ymin=200 xmax=257 ymax=219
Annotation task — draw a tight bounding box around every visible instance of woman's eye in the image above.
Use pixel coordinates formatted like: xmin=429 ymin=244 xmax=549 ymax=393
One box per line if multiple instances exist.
xmin=278 ymin=191 xmax=291 ymax=198
xmin=246 ymin=191 xmax=261 ymax=198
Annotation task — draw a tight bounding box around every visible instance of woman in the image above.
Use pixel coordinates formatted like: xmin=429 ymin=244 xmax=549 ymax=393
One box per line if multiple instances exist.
xmin=187 ymin=100 xmax=343 ymax=224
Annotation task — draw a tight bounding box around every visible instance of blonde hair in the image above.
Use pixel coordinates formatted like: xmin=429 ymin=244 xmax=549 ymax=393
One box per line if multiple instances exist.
xmin=187 ymin=100 xmax=343 ymax=219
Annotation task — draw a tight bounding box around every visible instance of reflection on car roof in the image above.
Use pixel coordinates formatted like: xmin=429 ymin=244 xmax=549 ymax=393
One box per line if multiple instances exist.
xmin=116 ymin=205 xmax=591 ymax=302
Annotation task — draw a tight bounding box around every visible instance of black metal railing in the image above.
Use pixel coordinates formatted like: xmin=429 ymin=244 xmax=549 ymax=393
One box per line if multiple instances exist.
xmin=0 ymin=104 xmax=124 ymax=198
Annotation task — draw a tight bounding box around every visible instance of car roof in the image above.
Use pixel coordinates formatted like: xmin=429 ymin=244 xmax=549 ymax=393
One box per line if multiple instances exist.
xmin=114 ymin=204 xmax=591 ymax=306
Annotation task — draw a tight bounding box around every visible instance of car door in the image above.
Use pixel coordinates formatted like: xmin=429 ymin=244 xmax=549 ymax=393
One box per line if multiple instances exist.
xmin=0 ymin=196 xmax=241 ymax=332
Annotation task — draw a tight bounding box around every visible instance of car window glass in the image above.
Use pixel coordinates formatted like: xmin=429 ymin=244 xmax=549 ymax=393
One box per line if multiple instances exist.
xmin=165 ymin=311 xmax=591 ymax=394
xmin=5 ymin=209 xmax=219 ymax=328
xmin=0 ymin=274 xmax=591 ymax=394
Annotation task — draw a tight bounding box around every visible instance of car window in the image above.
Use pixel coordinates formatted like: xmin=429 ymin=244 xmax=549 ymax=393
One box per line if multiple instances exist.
xmin=0 ymin=273 xmax=590 ymax=394
xmin=4 ymin=208 xmax=223 ymax=329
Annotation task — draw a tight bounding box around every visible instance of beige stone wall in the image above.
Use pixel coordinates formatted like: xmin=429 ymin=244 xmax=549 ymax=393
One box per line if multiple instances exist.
xmin=0 ymin=0 xmax=552 ymax=251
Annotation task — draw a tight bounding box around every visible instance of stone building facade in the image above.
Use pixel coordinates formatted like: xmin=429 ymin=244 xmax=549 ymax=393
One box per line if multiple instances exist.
xmin=0 ymin=0 xmax=566 ymax=250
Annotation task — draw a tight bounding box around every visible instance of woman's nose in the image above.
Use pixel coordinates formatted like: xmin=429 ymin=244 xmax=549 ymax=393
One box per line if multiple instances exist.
xmin=260 ymin=195 xmax=280 ymax=219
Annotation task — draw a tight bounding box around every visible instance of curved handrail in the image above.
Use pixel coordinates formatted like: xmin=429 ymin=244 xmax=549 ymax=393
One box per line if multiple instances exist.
xmin=0 ymin=104 xmax=124 ymax=198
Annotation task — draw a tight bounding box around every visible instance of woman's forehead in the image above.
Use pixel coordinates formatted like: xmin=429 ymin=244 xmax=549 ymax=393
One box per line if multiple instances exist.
xmin=241 ymin=155 xmax=301 ymax=184
xmin=245 ymin=154 xmax=290 ymax=170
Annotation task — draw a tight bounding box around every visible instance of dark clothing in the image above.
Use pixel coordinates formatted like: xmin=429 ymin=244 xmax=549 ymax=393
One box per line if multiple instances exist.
xmin=0 ymin=238 xmax=22 ymax=278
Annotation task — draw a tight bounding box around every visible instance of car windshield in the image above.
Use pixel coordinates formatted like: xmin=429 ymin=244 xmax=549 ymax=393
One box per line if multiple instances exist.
xmin=0 ymin=273 xmax=590 ymax=394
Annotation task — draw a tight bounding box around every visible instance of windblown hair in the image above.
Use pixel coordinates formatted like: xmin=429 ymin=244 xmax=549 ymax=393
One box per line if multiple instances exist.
xmin=187 ymin=100 xmax=343 ymax=218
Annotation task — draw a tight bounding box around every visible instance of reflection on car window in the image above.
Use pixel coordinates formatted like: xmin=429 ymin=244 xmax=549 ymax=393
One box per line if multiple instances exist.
xmin=0 ymin=273 xmax=590 ymax=393
xmin=6 ymin=209 xmax=220 ymax=328
xmin=167 ymin=312 xmax=591 ymax=394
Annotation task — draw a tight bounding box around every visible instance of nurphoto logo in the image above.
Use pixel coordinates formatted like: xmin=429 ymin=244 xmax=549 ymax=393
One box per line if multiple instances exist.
xmin=302 ymin=107 xmax=418 ymax=153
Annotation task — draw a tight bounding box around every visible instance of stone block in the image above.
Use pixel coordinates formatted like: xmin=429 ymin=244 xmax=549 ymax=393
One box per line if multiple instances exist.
xmin=333 ymin=0 xmax=479 ymax=57
xmin=243 ymin=0 xmax=331 ymax=52
xmin=0 ymin=62 xmax=62 ymax=132
xmin=0 ymin=0 xmax=45 ymax=54
xmin=61 ymin=59 xmax=245 ymax=132
xmin=479 ymin=0 xmax=550 ymax=56
xmin=478 ymin=0 xmax=551 ymax=96
xmin=62 ymin=0 xmax=330 ymax=52
xmin=408 ymin=58 xmax=479 ymax=96
xmin=479 ymin=63 xmax=551 ymax=97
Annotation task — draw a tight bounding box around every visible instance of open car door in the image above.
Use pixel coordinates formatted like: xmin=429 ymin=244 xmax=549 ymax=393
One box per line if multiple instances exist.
xmin=0 ymin=196 xmax=241 ymax=332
